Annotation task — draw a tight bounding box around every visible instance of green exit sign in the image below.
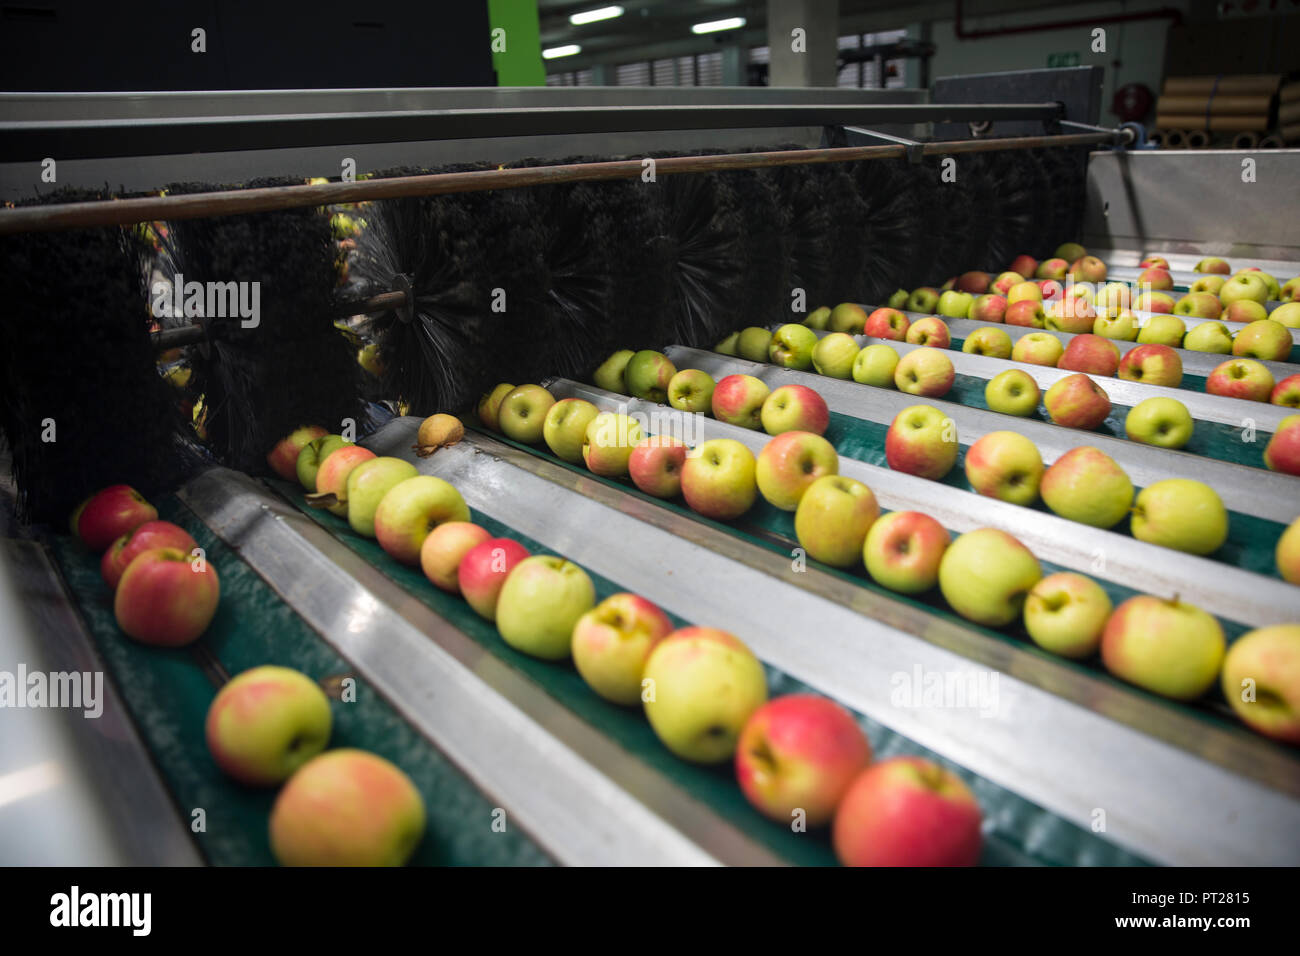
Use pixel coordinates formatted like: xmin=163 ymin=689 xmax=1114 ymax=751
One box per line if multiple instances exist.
xmin=1047 ymin=52 xmax=1081 ymax=68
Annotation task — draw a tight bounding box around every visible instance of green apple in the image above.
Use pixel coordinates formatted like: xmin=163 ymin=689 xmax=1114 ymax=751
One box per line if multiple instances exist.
xmin=760 ymin=384 xmax=829 ymax=436
xmin=625 ymin=350 xmax=677 ymax=402
xmin=737 ymin=327 xmax=774 ymax=363
xmin=1010 ymin=331 xmax=1063 ymax=366
xmin=499 ymin=384 xmax=557 ymax=444
xmin=1118 ymin=343 xmax=1182 ymax=387
xmin=937 ymin=290 xmax=975 ymax=320
xmin=863 ymin=510 xmax=950 ymax=594
xmin=907 ymin=287 xmax=941 ymax=313
xmin=572 ymin=593 xmax=674 ymax=705
xmin=680 ymin=438 xmax=758 ymax=520
xmin=714 ymin=332 xmax=739 ymax=355
xmin=1269 ymin=302 xmax=1300 ymax=329
xmin=642 ymin=627 xmax=768 ymax=763
xmin=373 ymin=474 xmax=470 ymax=565
xmin=296 ymin=434 xmax=351 ymax=491
xmin=1282 ymin=277 xmax=1300 ymax=302
xmin=756 ymin=430 xmax=839 ymax=511
xmin=793 ymin=475 xmax=879 ymax=568
xmin=938 ymin=528 xmax=1042 ymax=627
xmin=852 ymin=343 xmax=900 ymax=387
xmin=884 ymin=404 xmax=958 ymax=480
xmin=1232 ymin=319 xmax=1292 ymax=362
xmin=1190 ymin=274 xmax=1227 ymax=296
xmin=1131 ymin=479 xmax=1228 ymax=555
xmin=984 ymin=369 xmax=1040 ymax=417
xmin=1223 ymin=299 xmax=1269 ymax=324
xmin=1173 ymin=292 xmax=1222 ymax=319
xmin=1194 ymin=257 xmax=1231 ymax=275
xmin=1056 ymin=242 xmax=1086 ymax=263
xmin=812 ymin=332 xmax=861 ymax=379
xmin=1040 ymin=446 xmax=1133 ymax=528
xmin=963 ymin=431 xmax=1043 ymax=506
xmin=1220 ymin=625 xmax=1300 ymax=743
xmin=1101 ymin=596 xmax=1225 ymax=700
xmin=1183 ymin=321 xmax=1234 ymax=353
xmin=894 ymin=347 xmax=954 ymax=398
xmin=268 ymin=426 xmax=329 ymax=481
xmin=1037 ymin=257 xmax=1070 ymax=281
xmin=1124 ymin=397 xmax=1193 ymax=449
xmin=495 ymin=555 xmax=596 ymax=660
xmin=1007 ymin=281 xmax=1043 ymax=305
xmin=1023 ymin=573 xmax=1112 ymax=659
xmin=828 ymin=303 xmax=868 ymax=334
xmin=768 ymin=324 xmax=818 ymax=370
xmin=667 ymin=369 xmax=716 ymax=414
xmin=1095 ymin=282 xmax=1133 ymax=313
xmin=1220 ymin=272 xmax=1270 ymax=306
xmin=543 ymin=398 xmax=600 ymax=462
xmin=1134 ymin=291 xmax=1176 ymax=313
xmin=593 ymin=350 xmax=633 ymax=393
xmin=477 ymin=382 xmax=515 ymax=430
xmin=1093 ymin=310 xmax=1138 ymax=340
xmin=345 ymin=457 xmax=418 ymax=537
xmin=962 ymin=326 xmax=1012 ymax=359
xmin=886 ymin=288 xmax=910 ymax=310
xmin=1136 ymin=315 xmax=1186 ymax=347
xmin=583 ymin=412 xmax=644 ymax=477
xmin=205 ymin=665 xmax=332 ymax=786
xmin=804 ymin=306 xmax=832 ymax=330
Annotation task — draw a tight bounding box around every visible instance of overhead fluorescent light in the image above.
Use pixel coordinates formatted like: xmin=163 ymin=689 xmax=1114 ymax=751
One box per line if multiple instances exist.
xmin=691 ymin=16 xmax=746 ymax=34
xmin=543 ymin=44 xmax=582 ymax=59
xmin=570 ymin=5 xmax=624 ymax=25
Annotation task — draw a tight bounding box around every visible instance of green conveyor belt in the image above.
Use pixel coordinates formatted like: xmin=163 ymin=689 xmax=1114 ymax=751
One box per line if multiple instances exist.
xmin=48 ymin=497 xmax=552 ymax=867
xmin=275 ymin=476 xmax=1149 ymax=866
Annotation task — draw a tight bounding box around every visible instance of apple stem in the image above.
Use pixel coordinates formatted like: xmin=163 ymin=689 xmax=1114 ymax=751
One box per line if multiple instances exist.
xmin=304 ymin=492 xmax=339 ymax=509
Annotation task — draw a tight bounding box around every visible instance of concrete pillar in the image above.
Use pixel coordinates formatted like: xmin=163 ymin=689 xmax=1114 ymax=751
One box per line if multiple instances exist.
xmin=721 ymin=45 xmax=746 ymax=86
xmin=766 ymin=0 xmax=839 ymax=88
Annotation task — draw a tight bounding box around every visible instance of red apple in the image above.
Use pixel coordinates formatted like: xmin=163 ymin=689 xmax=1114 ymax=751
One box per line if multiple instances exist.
xmin=1206 ymin=358 xmax=1275 ymax=402
xmin=571 ymin=593 xmax=673 ymax=706
xmin=114 ymin=547 xmax=220 ymax=647
xmin=905 ymin=316 xmax=952 ymax=349
xmin=969 ymin=293 xmax=1007 ymax=323
xmin=457 ymin=537 xmax=529 ymax=621
xmin=990 ymin=272 xmax=1023 ymax=296
xmin=1057 ymin=334 xmax=1120 ymax=376
xmin=628 ymin=435 xmax=689 ymax=498
xmin=760 ymin=384 xmax=830 ymax=436
xmin=101 ymin=520 xmax=198 ymax=590
xmin=1138 ymin=267 xmax=1174 ymax=291
xmin=1005 ymin=300 xmax=1047 ymax=329
xmin=1008 ymin=255 xmax=1038 ymax=278
xmin=1140 ymin=255 xmax=1170 ymax=270
xmin=1036 ymin=258 xmax=1069 ymax=281
xmin=954 ymin=271 xmax=990 ymax=294
xmin=1044 ymin=373 xmax=1111 ymax=430
xmin=420 ymin=522 xmax=491 ymax=593
xmin=1272 ymin=374 xmax=1300 ymax=408
xmin=1265 ymin=415 xmax=1300 ymax=476
xmin=711 ymin=374 xmax=770 ymax=430
xmin=1118 ymin=344 xmax=1183 ymax=388
xmin=73 ymin=485 xmax=158 ymax=552
xmin=864 ymin=307 xmax=910 ymax=341
xmin=267 ymin=426 xmax=328 ymax=481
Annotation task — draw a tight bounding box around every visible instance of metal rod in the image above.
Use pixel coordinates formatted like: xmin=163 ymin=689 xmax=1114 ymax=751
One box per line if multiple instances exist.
xmin=2 ymin=131 xmax=1119 ymax=236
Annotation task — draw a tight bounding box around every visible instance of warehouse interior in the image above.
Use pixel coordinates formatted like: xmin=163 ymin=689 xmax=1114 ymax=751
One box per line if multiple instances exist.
xmin=1 ymin=0 xmax=1298 ymax=874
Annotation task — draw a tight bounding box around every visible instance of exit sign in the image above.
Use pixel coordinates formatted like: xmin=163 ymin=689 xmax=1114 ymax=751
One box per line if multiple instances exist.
xmin=1047 ymin=52 xmax=1081 ymax=67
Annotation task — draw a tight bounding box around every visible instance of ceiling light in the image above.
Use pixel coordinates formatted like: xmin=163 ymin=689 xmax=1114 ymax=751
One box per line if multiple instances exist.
xmin=570 ymin=6 xmax=624 ymax=25
xmin=691 ymin=17 xmax=746 ymax=34
xmin=543 ymin=44 xmax=582 ymax=59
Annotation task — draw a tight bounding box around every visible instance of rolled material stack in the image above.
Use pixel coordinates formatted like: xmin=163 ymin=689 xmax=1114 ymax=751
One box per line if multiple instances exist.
xmin=1154 ymin=74 xmax=1280 ymax=147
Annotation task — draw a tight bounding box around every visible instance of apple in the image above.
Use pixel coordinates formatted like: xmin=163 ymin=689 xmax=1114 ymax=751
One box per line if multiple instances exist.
xmin=1125 ymin=397 xmax=1194 ymax=449
xmin=205 ymin=665 xmax=332 ymax=786
xmin=1118 ymin=343 xmax=1183 ymax=388
xmin=373 ymin=475 xmax=470 ymax=565
xmin=412 ymin=414 xmax=461 ymax=459
xmin=737 ymin=327 xmax=774 ymax=363
xmin=624 ymin=350 xmax=677 ymax=403
xmin=458 ymin=537 xmax=529 ymax=620
xmin=1190 ymin=274 xmax=1227 ymax=296
xmin=681 ymin=439 xmax=758 ymax=520
xmin=344 ymin=457 xmax=418 ymax=538
xmin=756 ymin=431 xmax=839 ymax=511
xmin=356 ymin=344 xmax=382 ymax=377
xmin=477 ymin=382 xmax=516 ymax=429
xmin=711 ymin=374 xmax=771 ymax=430
xmin=542 ymin=398 xmax=600 ymax=462
xmin=969 ymin=293 xmax=1008 ymax=324
xmin=73 ymin=485 xmax=158 ymax=552
xmin=1233 ymin=319 xmax=1292 ymax=361
xmin=572 ymin=593 xmax=674 ymax=705
xmin=628 ymin=435 xmax=689 ymax=498
xmin=1206 ymin=358 xmax=1275 ymax=402
xmin=907 ymin=287 xmax=940 ymax=313
xmin=1058 ymin=334 xmax=1120 ymax=376
xmin=714 ymin=331 xmax=739 ymax=355
xmin=964 ymin=431 xmax=1043 ymax=507
xmin=642 ymin=627 xmax=768 ymax=764
xmin=962 ymin=326 xmax=1012 ymax=359
xmin=583 ymin=412 xmax=644 ymax=477
xmin=1010 ymin=331 xmax=1063 ymax=366
xmin=736 ymin=695 xmax=871 ymax=827
xmin=1246 ymin=271 xmax=1282 ymax=301
xmin=1195 ymin=257 xmax=1231 ymax=274
xmin=1095 ymin=282 xmax=1133 ymax=313
xmin=886 ymin=289 xmax=910 ymax=310
xmin=1036 ymin=257 xmax=1069 ymax=281
xmin=885 ymin=404 xmax=958 ymax=481
xmin=498 ymin=385 xmax=556 ymax=444
xmin=1044 ymin=297 xmax=1095 ymax=334
xmin=991 ymin=272 xmax=1023 ymax=296
xmin=114 ymin=547 xmax=219 ymax=647
xmin=1222 ymin=299 xmax=1268 ymax=324
xmin=269 ymin=749 xmax=425 ymax=867
xmin=1093 ymin=310 xmax=1138 ymax=341
xmin=1139 ymin=255 xmax=1169 ymax=270
xmin=1131 ymin=479 xmax=1227 ymax=556
xmin=852 ymin=343 xmax=900 ymax=387
xmin=768 ymin=324 xmax=818 ymax=371
xmin=862 ymin=511 xmax=949 ymax=594
xmin=420 ymin=521 xmax=491 ymax=593
xmin=938 ymin=528 xmax=1042 ymax=627
xmin=1221 ymin=272 xmax=1270 ymax=306
xmin=1009 ymin=254 xmax=1038 ymax=278
xmin=1039 ymin=277 xmax=1065 ymax=300
xmin=666 ymin=369 xmax=716 ymax=414
xmin=1007 ymin=281 xmax=1043 ymax=306
xmin=593 ymin=351 xmax=633 ymax=393
xmin=1264 ymin=415 xmax=1300 ymax=476
xmin=1270 ymin=302 xmax=1300 ymax=329
xmin=1057 ymin=242 xmax=1087 ymax=263
xmin=984 ymin=368 xmax=1040 ymax=417
xmin=1272 ymin=375 xmax=1300 ymax=407
xmin=952 ymin=271 xmax=989 ymax=294
xmin=1134 ymin=291 xmax=1176 ymax=313
xmin=863 ymin=307 xmax=909 ymax=341
xmin=793 ymin=474 xmax=879 ymax=567
xmin=804 ymin=306 xmax=832 ymax=330
xmin=827 ymin=303 xmax=868 ymax=334
xmin=1221 ymin=625 xmax=1300 ymax=743
xmin=1064 ymin=281 xmax=1095 ymax=306
xmin=1173 ymin=292 xmax=1222 ymax=320
xmin=296 ymin=434 xmax=351 ymax=491
xmin=268 ymin=426 xmax=328 ymax=481
xmin=894 ymin=347 xmax=954 ymax=398
xmin=101 ymin=520 xmax=197 ymax=590
xmin=495 ymin=555 xmax=596 ymax=661
xmin=1137 ymin=267 xmax=1173 ymax=291
xmin=935 ymin=291 xmax=972 ymax=320
xmin=941 ymin=276 xmax=957 ymax=291
xmin=761 ymin=383 xmax=830 ymax=437
xmin=1023 ymin=572 xmax=1112 ymax=659
xmin=1070 ymin=255 xmax=1107 ymax=283
xmin=1044 ymin=373 xmax=1111 ymax=430
xmin=906 ymin=316 xmax=952 ymax=348
xmin=812 ymin=332 xmax=860 ymax=379
xmin=833 ymin=757 xmax=981 ymax=867
xmin=1040 ymin=446 xmax=1133 ymax=528
xmin=1136 ymin=315 xmax=1186 ymax=348
xmin=1183 ymin=321 xmax=1234 ymax=353
xmin=1283 ymin=277 xmax=1300 ymax=302
xmin=309 ymin=445 xmax=376 ymax=517
xmin=1101 ymin=596 xmax=1225 ymax=700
